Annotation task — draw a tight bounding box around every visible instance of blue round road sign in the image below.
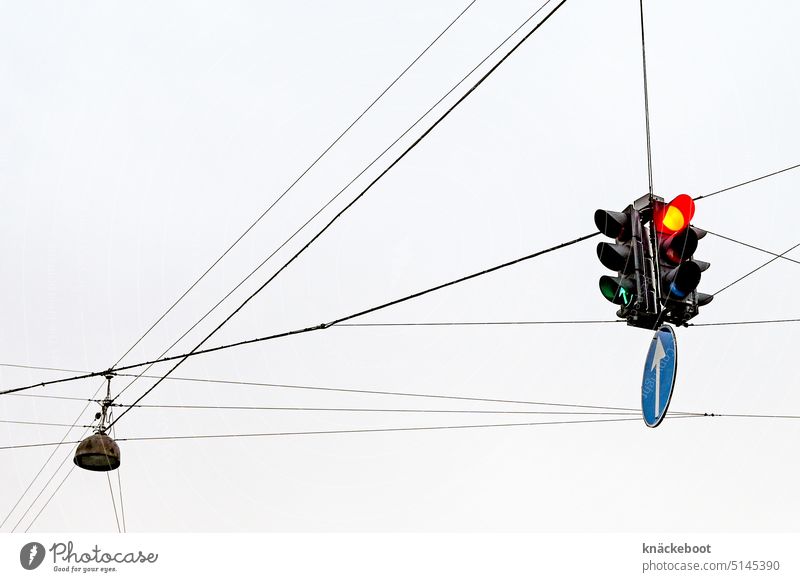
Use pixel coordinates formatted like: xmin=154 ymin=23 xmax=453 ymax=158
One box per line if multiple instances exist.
xmin=641 ymin=325 xmax=678 ymax=428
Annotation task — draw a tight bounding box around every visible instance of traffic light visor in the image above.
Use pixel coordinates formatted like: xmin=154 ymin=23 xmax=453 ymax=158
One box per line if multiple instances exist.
xmin=594 ymin=209 xmax=630 ymax=240
xmin=596 ymin=242 xmax=632 ymax=272
xmin=664 ymin=261 xmax=702 ymax=300
xmin=660 ymin=228 xmax=699 ymax=265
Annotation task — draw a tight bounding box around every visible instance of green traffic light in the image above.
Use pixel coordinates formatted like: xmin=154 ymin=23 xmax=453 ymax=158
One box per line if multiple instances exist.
xmin=600 ymin=279 xmax=618 ymax=302
xmin=599 ymin=276 xmax=635 ymax=306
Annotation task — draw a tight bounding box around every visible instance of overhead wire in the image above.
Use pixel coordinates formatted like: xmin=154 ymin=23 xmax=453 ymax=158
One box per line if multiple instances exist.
xmin=107 ymin=0 xmax=478 ymax=373
xmin=105 ymin=374 xmax=653 ymax=413
xmin=0 ymin=362 xmax=86 ymax=375
xmin=26 ymin=369 xmax=706 ymax=416
xmin=639 ymin=0 xmax=653 ymax=195
xmin=16 ymin=411 xmax=800 ymax=455
xmin=5 ymin=393 xmax=90 ymax=402
xmin=112 ymin=0 xmax=563 ymax=403
xmin=0 ymin=419 xmax=92 ymax=428
xmin=110 ymin=403 xmax=644 ymax=415
xmin=0 ymin=360 xmax=700 ymax=423
xmin=24 ymin=464 xmax=76 ymax=533
xmin=2 ymin=415 xmax=706 ymax=452
xmin=703 ymin=230 xmax=800 ymax=266
xmin=8 ymin=426 xmax=92 ymax=532
xmin=0 ymin=230 xmax=599 ymax=399
xmin=336 ymin=319 xmax=624 ymax=327
xmin=106 ymin=409 xmax=122 ymax=533
xmin=3 ymin=363 xmax=639 ymax=412
xmin=111 ymin=375 xmax=692 ymax=416
xmin=0 ymin=428 xmax=83 ymax=530
xmin=693 ymin=162 xmax=800 ymax=201
xmin=713 ymin=242 xmax=800 ymax=296
xmin=113 ymin=415 xmax=703 ymax=441
xmin=689 ymin=318 xmax=800 ymax=327
xmin=0 ymin=410 xmax=93 ymax=530
xmin=704 ymin=413 xmax=800 ymax=419
xmin=636 ymin=0 xmax=664 ymax=333
xmin=110 ymin=412 xmax=127 ymax=533
xmin=106 ymin=472 xmax=121 ymax=533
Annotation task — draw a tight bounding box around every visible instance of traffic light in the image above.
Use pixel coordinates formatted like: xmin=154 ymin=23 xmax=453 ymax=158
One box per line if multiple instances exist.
xmin=594 ymin=207 xmax=636 ymax=308
xmin=594 ymin=203 xmax=659 ymax=328
xmin=653 ymin=194 xmax=713 ymax=323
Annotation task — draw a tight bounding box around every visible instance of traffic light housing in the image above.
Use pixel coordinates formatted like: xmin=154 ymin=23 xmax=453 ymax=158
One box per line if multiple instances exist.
xmin=594 ymin=202 xmax=659 ymax=327
xmin=653 ymin=195 xmax=713 ymax=324
xmin=594 ymin=208 xmax=636 ymax=307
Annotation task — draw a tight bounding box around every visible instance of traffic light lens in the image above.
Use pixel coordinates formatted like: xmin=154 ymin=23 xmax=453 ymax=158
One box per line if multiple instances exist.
xmin=599 ymin=276 xmax=635 ymax=306
xmin=597 ymin=242 xmax=632 ymax=272
xmin=662 ymin=206 xmax=685 ymax=231
xmin=600 ymin=278 xmax=617 ymax=302
xmin=664 ymin=261 xmax=702 ymax=300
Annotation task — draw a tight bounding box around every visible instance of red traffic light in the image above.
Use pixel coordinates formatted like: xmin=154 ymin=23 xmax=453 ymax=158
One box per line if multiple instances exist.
xmin=654 ymin=194 xmax=695 ymax=234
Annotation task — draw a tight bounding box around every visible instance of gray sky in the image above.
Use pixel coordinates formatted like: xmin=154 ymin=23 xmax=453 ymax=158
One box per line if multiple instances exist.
xmin=1 ymin=0 xmax=799 ymax=532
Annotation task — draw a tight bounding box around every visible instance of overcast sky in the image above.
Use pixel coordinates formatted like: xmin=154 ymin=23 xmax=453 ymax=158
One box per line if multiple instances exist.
xmin=2 ymin=0 xmax=799 ymax=532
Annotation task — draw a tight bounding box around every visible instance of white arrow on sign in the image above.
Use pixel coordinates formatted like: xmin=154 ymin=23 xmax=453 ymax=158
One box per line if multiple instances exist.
xmin=650 ymin=335 xmax=667 ymax=418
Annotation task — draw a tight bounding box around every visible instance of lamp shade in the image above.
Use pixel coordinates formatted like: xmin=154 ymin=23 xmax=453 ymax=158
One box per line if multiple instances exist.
xmin=73 ymin=433 xmax=121 ymax=472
